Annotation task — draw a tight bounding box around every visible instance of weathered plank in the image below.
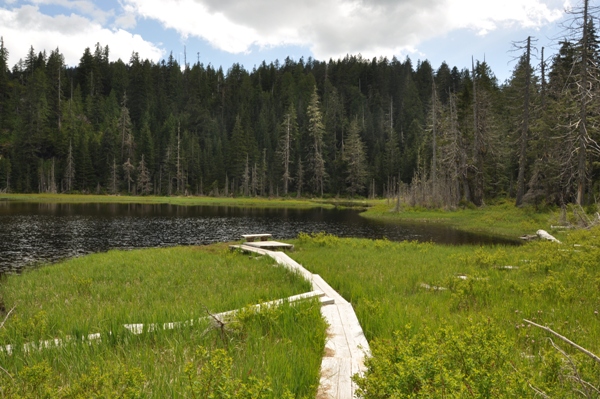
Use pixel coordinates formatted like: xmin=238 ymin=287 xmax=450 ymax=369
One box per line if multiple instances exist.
xmin=241 ymin=233 xmax=272 ymax=242
xmin=229 ymin=244 xmax=273 ymax=256
xmin=268 ymin=251 xmax=314 ymax=280
xmin=318 ymin=357 xmax=354 ymax=399
xmin=123 ymin=290 xmax=327 ymax=335
xmin=244 ymin=240 xmax=294 ymax=251
xmin=321 ymin=305 xmax=353 ymax=359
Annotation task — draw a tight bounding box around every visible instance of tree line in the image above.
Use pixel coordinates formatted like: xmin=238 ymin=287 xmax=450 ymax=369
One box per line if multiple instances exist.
xmin=0 ymin=4 xmax=599 ymax=206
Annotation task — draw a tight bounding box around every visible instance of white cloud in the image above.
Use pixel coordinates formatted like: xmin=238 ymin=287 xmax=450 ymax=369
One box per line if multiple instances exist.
xmin=114 ymin=11 xmax=136 ymax=29
xmin=24 ymin=0 xmax=114 ymax=24
xmin=0 ymin=5 xmax=163 ymax=67
xmin=122 ymin=0 xmax=565 ymax=61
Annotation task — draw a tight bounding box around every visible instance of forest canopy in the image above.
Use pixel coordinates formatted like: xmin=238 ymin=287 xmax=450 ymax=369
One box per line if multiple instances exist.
xmin=0 ymin=5 xmax=599 ymax=207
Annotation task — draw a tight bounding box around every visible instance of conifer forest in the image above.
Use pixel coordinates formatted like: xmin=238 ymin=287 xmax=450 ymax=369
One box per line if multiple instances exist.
xmin=1 ymin=5 xmax=600 ymax=207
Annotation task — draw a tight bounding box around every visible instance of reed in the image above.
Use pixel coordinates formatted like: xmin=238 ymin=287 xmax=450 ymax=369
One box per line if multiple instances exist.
xmin=292 ymin=228 xmax=600 ymax=397
xmin=0 ymin=245 xmax=325 ymax=398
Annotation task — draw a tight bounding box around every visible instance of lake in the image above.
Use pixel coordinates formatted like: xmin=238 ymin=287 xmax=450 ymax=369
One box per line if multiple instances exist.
xmin=0 ymin=201 xmax=518 ymax=272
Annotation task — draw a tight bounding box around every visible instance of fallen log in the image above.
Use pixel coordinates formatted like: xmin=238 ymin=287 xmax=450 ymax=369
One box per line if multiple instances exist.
xmin=520 ymin=234 xmax=537 ymax=241
xmin=536 ymin=229 xmax=561 ymax=243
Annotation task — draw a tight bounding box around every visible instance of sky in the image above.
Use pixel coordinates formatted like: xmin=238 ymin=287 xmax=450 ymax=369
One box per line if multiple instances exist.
xmin=0 ymin=0 xmax=576 ymax=83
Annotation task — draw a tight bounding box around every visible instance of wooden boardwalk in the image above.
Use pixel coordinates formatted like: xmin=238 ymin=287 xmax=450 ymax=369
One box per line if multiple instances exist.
xmin=231 ymin=243 xmax=370 ymax=399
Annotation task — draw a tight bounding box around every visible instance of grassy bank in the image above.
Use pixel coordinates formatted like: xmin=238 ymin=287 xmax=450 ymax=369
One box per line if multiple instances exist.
xmin=0 ymin=193 xmax=337 ymax=209
xmin=1 ymin=193 xmax=563 ymax=239
xmin=292 ymin=230 xmax=600 ymax=397
xmin=0 ymin=246 xmax=326 ymax=398
xmin=361 ymin=198 xmax=562 ymax=238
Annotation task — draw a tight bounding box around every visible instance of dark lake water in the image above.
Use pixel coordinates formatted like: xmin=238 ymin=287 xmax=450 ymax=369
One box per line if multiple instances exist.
xmin=0 ymin=201 xmax=518 ymax=272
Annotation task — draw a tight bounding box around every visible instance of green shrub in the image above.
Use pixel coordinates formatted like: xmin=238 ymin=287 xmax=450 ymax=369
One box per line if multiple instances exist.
xmin=354 ymin=320 xmax=529 ymax=398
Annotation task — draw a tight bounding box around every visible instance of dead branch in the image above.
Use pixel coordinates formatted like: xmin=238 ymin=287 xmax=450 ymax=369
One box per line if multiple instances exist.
xmin=0 ymin=306 xmax=15 ymax=330
xmin=203 ymin=306 xmax=229 ymax=343
xmin=536 ymin=230 xmax=562 ymax=243
xmin=0 ymin=306 xmax=15 ymax=380
xmin=529 ymin=383 xmax=552 ymax=399
xmin=548 ymin=338 xmax=593 ymax=397
xmin=524 ymin=319 xmax=600 ymax=365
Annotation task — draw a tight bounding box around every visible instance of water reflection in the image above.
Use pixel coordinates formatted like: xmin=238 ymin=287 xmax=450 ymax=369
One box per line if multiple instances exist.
xmin=0 ymin=202 xmax=518 ymax=272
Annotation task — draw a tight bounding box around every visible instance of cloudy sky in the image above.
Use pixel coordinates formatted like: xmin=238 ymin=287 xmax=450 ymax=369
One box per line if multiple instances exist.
xmin=0 ymin=0 xmax=572 ymax=82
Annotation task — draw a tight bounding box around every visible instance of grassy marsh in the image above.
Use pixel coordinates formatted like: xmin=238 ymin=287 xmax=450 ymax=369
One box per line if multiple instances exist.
xmin=0 ymin=246 xmax=326 ymax=398
xmin=0 ymin=193 xmax=335 ymax=209
xmin=292 ymin=229 xmax=600 ymax=397
xmin=361 ymin=198 xmax=562 ymax=238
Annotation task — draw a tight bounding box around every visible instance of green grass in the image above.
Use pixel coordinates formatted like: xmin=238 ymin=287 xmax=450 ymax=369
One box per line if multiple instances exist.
xmin=361 ymin=198 xmax=562 ymax=238
xmin=0 ymin=245 xmax=326 ymax=398
xmin=291 ymin=229 xmax=600 ymax=397
xmin=0 ymin=193 xmax=336 ymax=209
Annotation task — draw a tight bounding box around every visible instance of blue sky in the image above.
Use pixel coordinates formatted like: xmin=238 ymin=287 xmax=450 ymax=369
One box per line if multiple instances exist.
xmin=0 ymin=0 xmax=573 ymax=82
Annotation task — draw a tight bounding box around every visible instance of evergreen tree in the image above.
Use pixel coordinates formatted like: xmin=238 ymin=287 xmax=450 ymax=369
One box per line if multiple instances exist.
xmin=118 ymin=92 xmax=134 ymax=162
xmin=0 ymin=37 xmax=12 ymax=142
xmin=306 ymin=87 xmax=327 ymax=197
xmin=343 ymin=118 xmax=368 ymax=196
xmin=0 ymin=155 xmax=10 ymax=192
xmin=137 ymin=154 xmax=152 ymax=195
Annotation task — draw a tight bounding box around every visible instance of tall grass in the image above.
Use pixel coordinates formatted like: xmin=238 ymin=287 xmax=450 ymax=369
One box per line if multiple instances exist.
xmin=292 ymin=229 xmax=600 ymax=396
xmin=0 ymin=246 xmax=325 ymax=397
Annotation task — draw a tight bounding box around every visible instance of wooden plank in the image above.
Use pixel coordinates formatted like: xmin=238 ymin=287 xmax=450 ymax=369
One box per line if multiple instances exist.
xmin=229 ymin=244 xmax=272 ymax=256
xmin=320 ymin=296 xmax=335 ymax=306
xmin=336 ymin=303 xmax=371 ymax=358
xmin=318 ymin=357 xmax=354 ymax=399
xmin=318 ymin=357 xmax=339 ymax=399
xmin=321 ymin=305 xmax=352 ymax=359
xmin=241 ymin=233 xmax=272 ymax=242
xmin=269 ymin=252 xmax=314 ymax=280
xmin=244 ymin=240 xmax=294 ymax=251
xmin=337 ymin=358 xmax=353 ymax=399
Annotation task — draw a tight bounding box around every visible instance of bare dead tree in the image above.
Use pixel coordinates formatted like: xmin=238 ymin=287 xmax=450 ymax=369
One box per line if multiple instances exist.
xmin=242 ymin=153 xmax=249 ymax=196
xmin=472 ymin=57 xmax=483 ymax=206
xmin=557 ymin=0 xmax=600 ymax=205
xmin=296 ymin=155 xmax=304 ymax=198
xmin=123 ymin=157 xmax=134 ymax=194
xmin=277 ymin=109 xmax=295 ymax=196
xmin=109 ymin=157 xmax=118 ymax=194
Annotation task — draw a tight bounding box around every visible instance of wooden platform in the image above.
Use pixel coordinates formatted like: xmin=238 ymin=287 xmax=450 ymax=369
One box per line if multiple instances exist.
xmin=233 ymin=233 xmax=294 ymax=251
xmin=241 ymin=233 xmax=272 ymax=242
